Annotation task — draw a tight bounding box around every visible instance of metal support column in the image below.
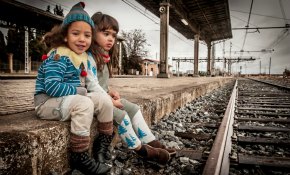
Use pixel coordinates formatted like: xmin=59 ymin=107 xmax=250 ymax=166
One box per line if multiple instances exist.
xmin=8 ymin=53 xmax=13 ymax=73
xmin=207 ymin=42 xmax=212 ymax=75
xmin=118 ymin=41 xmax=122 ymax=75
xmin=24 ymin=30 xmax=29 ymax=74
xmin=194 ymin=34 xmax=199 ymax=76
xmin=211 ymin=43 xmax=216 ymax=76
xmin=157 ymin=2 xmax=170 ymax=78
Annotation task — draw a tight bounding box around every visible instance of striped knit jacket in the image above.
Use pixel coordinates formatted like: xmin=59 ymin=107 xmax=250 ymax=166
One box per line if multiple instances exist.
xmin=34 ymin=47 xmax=106 ymax=106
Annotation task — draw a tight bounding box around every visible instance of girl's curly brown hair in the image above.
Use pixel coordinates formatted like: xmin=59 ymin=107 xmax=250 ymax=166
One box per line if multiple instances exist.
xmin=91 ymin=12 xmax=119 ymax=74
xmin=42 ymin=25 xmax=69 ymax=49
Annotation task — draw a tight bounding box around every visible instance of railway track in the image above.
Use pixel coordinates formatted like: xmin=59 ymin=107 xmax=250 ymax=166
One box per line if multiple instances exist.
xmin=73 ymin=78 xmax=290 ymax=175
xmin=2 ymin=77 xmax=289 ymax=174
xmin=203 ymin=78 xmax=290 ymax=175
xmin=109 ymin=81 xmax=236 ymax=175
xmin=230 ymin=79 xmax=290 ymax=174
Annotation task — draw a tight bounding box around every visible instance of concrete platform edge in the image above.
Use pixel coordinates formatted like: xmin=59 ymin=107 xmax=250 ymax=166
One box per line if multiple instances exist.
xmin=0 ymin=77 xmax=233 ymax=174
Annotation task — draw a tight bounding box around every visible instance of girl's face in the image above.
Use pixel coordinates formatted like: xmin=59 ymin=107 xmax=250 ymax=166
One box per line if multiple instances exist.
xmin=95 ymin=29 xmax=117 ymax=51
xmin=65 ymin=21 xmax=92 ymax=55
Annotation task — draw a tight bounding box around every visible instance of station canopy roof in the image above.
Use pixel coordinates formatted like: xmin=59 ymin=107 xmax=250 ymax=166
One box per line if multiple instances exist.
xmin=0 ymin=0 xmax=63 ymax=32
xmin=135 ymin=0 xmax=232 ymax=44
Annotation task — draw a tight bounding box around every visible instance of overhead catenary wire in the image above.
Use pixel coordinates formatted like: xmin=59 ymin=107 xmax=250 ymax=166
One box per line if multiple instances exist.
xmin=231 ymin=15 xmax=258 ymax=28
xmin=230 ymin=9 xmax=290 ymax=21
xmin=241 ymin=0 xmax=254 ymax=54
xmin=121 ymin=0 xmax=159 ymax=24
xmin=122 ymin=0 xmax=194 ymax=48
xmin=232 ymin=26 xmax=290 ymax=30
xmin=230 ymin=0 xmax=289 ymax=53
xmin=267 ymin=29 xmax=289 ymax=49
xmin=279 ymin=0 xmax=288 ymax=25
xmin=231 ymin=0 xmax=289 ymax=58
xmin=261 ymin=0 xmax=290 ymax=51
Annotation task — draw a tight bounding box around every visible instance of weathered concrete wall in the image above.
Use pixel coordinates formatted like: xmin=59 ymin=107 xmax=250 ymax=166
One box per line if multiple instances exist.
xmin=0 ymin=112 xmax=98 ymax=175
xmin=138 ymin=78 xmax=231 ymax=125
xmin=0 ymin=112 xmax=70 ymax=174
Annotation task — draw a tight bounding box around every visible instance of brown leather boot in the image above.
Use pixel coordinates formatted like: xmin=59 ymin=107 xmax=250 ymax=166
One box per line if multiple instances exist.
xmin=148 ymin=140 xmax=176 ymax=156
xmin=136 ymin=144 xmax=170 ymax=165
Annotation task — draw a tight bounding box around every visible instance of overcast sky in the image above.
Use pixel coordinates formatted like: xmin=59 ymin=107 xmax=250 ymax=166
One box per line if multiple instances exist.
xmin=13 ymin=0 xmax=290 ymax=74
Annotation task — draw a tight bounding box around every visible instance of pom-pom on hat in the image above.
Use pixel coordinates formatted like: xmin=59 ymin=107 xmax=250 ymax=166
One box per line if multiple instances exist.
xmin=62 ymin=2 xmax=94 ymax=29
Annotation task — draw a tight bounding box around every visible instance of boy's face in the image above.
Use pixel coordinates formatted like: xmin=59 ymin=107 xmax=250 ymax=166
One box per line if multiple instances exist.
xmin=65 ymin=21 xmax=92 ymax=55
xmin=95 ymin=29 xmax=117 ymax=51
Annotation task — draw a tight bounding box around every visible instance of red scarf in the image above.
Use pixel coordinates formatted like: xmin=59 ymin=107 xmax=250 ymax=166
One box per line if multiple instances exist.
xmin=101 ymin=53 xmax=110 ymax=63
xmin=99 ymin=47 xmax=110 ymax=63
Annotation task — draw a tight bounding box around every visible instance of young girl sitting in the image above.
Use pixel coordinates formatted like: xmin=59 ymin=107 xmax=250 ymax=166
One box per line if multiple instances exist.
xmin=34 ymin=2 xmax=114 ymax=174
xmin=90 ymin=12 xmax=176 ymax=165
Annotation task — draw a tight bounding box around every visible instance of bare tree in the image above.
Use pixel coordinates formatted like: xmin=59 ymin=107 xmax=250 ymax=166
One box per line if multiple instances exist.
xmin=121 ymin=29 xmax=148 ymax=73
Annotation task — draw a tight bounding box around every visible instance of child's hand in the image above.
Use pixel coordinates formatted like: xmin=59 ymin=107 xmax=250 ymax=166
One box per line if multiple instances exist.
xmin=76 ymin=87 xmax=87 ymax=96
xmin=109 ymin=89 xmax=120 ymax=100
xmin=112 ymin=99 xmax=123 ymax=109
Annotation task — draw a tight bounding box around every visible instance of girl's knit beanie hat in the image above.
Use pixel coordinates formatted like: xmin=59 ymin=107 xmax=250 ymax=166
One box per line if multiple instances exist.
xmin=62 ymin=2 xmax=94 ymax=29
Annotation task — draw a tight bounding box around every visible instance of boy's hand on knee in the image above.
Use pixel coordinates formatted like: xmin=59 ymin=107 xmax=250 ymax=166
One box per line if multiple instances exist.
xmin=76 ymin=87 xmax=87 ymax=96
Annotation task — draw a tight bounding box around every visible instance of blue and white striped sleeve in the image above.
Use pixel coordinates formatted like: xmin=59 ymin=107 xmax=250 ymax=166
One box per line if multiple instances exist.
xmin=44 ymin=58 xmax=77 ymax=97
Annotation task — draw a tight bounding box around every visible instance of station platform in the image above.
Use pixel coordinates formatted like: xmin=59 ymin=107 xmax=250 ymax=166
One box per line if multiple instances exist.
xmin=0 ymin=76 xmax=234 ymax=174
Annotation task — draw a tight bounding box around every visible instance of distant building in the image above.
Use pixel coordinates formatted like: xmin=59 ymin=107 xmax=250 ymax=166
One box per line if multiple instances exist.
xmin=141 ymin=58 xmax=159 ymax=76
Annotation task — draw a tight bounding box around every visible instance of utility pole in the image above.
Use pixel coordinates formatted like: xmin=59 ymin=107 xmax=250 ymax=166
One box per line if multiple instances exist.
xmin=228 ymin=42 xmax=232 ymax=74
xmin=177 ymin=60 xmax=180 ymax=77
xmin=269 ymin=57 xmax=271 ymax=75
xmin=259 ymin=60 xmax=261 ymax=75
xmin=223 ymin=40 xmax=226 ymax=75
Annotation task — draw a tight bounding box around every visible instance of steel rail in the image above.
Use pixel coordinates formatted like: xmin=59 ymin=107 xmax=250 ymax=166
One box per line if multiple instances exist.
xmin=202 ymin=80 xmax=237 ymax=175
xmin=247 ymin=78 xmax=290 ymax=91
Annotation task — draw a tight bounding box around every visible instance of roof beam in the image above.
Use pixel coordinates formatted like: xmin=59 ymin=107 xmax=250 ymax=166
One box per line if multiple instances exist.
xmin=170 ymin=0 xmax=206 ymax=40
xmin=134 ymin=0 xmax=232 ymax=42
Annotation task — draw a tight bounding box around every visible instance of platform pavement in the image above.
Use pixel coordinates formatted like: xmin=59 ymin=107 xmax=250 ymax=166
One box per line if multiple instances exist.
xmin=0 ymin=76 xmax=234 ymax=174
